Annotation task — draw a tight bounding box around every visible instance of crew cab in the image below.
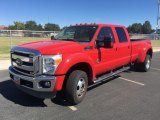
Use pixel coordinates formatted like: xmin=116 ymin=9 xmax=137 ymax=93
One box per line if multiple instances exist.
xmin=9 ymin=24 xmax=153 ymax=105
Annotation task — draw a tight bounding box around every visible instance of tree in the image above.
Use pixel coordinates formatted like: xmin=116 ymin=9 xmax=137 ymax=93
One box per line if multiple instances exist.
xmin=8 ymin=21 xmax=25 ymax=30
xmin=127 ymin=25 xmax=133 ymax=33
xmin=127 ymin=21 xmax=154 ymax=34
xmin=36 ymin=24 xmax=44 ymax=31
xmin=129 ymin=23 xmax=142 ymax=33
xmin=44 ymin=23 xmax=60 ymax=31
xmin=151 ymin=29 xmax=155 ymax=33
xmin=142 ymin=21 xmax=152 ymax=34
xmin=8 ymin=20 xmax=61 ymax=31
xmin=14 ymin=21 xmax=25 ymax=30
xmin=8 ymin=25 xmax=15 ymax=30
xmin=25 ymin=21 xmax=38 ymax=30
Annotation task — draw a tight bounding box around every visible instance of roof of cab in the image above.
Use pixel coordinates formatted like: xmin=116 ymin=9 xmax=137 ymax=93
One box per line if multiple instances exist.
xmin=71 ymin=23 xmax=126 ymax=28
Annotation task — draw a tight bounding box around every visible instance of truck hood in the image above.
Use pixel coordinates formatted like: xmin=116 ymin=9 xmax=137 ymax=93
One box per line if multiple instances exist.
xmin=19 ymin=40 xmax=84 ymax=55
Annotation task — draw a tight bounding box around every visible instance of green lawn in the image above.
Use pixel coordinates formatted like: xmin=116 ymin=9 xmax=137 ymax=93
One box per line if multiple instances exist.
xmin=151 ymin=40 xmax=160 ymax=47
xmin=0 ymin=37 xmax=49 ymax=59
xmin=0 ymin=37 xmax=160 ymax=60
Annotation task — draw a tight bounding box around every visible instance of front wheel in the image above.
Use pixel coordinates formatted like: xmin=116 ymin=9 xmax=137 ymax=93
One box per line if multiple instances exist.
xmin=65 ymin=70 xmax=88 ymax=105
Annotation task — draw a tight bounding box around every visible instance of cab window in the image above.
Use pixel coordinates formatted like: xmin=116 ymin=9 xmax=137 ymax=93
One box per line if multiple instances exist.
xmin=97 ymin=27 xmax=115 ymax=42
xmin=115 ymin=27 xmax=128 ymax=43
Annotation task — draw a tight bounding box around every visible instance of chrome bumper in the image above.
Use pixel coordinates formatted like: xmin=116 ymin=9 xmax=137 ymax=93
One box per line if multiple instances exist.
xmin=9 ymin=66 xmax=56 ymax=98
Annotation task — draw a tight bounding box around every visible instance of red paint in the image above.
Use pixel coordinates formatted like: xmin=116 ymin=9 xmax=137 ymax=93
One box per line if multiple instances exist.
xmin=19 ymin=24 xmax=152 ymax=92
xmin=53 ymin=75 xmax=65 ymax=91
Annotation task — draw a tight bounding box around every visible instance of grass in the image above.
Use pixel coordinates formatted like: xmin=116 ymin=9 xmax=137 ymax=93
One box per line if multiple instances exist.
xmin=0 ymin=37 xmax=160 ymax=60
xmin=0 ymin=37 xmax=49 ymax=59
xmin=151 ymin=40 xmax=160 ymax=47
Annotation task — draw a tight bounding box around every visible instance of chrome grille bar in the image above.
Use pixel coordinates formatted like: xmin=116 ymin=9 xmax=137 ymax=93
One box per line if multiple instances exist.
xmin=12 ymin=54 xmax=33 ymax=63
xmin=11 ymin=47 xmax=41 ymax=76
xmin=12 ymin=62 xmax=34 ymax=71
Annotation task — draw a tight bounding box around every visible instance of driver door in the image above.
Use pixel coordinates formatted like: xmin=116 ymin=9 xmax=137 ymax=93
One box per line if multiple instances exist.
xmin=95 ymin=27 xmax=117 ymax=75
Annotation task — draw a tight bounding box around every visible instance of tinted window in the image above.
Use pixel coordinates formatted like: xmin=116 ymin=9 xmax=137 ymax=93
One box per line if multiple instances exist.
xmin=115 ymin=27 xmax=128 ymax=43
xmin=55 ymin=26 xmax=98 ymax=43
xmin=97 ymin=27 xmax=114 ymax=42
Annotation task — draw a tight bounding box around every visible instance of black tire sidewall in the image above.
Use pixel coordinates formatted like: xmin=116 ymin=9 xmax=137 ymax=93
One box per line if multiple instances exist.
xmin=65 ymin=70 xmax=88 ymax=104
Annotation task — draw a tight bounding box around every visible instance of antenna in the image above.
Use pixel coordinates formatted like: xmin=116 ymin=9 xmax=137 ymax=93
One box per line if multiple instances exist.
xmin=156 ymin=0 xmax=160 ymax=33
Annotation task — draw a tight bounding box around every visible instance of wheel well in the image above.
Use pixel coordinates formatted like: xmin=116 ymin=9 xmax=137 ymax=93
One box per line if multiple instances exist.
xmin=147 ymin=48 xmax=153 ymax=58
xmin=65 ymin=62 xmax=93 ymax=86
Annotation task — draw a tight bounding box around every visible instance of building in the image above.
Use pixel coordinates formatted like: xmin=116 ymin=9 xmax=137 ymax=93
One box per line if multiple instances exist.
xmin=0 ymin=25 xmax=8 ymax=30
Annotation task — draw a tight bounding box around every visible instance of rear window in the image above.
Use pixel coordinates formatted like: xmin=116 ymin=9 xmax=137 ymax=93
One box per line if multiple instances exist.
xmin=115 ymin=27 xmax=128 ymax=43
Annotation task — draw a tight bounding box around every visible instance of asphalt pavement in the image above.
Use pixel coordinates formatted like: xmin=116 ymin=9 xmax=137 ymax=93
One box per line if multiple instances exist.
xmin=0 ymin=52 xmax=160 ymax=120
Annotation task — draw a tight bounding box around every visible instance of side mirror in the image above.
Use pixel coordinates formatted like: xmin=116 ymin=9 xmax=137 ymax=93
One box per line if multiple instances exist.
xmin=51 ymin=35 xmax=55 ymax=40
xmin=96 ymin=36 xmax=114 ymax=48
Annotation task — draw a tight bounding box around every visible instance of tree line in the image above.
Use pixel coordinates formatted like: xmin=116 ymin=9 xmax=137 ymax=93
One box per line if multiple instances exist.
xmin=8 ymin=20 xmax=155 ymax=34
xmin=127 ymin=20 xmax=155 ymax=34
xmin=8 ymin=21 xmax=60 ymax=31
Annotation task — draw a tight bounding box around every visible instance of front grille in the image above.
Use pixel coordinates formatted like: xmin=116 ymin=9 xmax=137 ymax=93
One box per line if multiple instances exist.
xmin=11 ymin=47 xmax=41 ymax=76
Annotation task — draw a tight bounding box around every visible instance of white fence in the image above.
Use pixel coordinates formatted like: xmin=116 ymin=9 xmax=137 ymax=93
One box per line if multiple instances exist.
xmin=130 ymin=33 xmax=160 ymax=40
xmin=0 ymin=30 xmax=159 ymax=40
xmin=0 ymin=30 xmax=59 ymax=37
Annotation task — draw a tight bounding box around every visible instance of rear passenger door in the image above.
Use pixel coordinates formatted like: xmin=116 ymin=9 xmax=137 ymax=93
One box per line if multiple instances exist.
xmin=115 ymin=27 xmax=131 ymax=67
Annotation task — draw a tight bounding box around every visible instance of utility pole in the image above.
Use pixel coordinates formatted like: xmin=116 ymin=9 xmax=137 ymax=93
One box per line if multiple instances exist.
xmin=157 ymin=0 xmax=160 ymax=33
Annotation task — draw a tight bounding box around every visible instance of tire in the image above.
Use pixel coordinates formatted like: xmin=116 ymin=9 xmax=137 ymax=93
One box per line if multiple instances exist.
xmin=65 ymin=70 xmax=88 ymax=105
xmin=135 ymin=54 xmax=151 ymax=72
xmin=141 ymin=55 xmax=151 ymax=72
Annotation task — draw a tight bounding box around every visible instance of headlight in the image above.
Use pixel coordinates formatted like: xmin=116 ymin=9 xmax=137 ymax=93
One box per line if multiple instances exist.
xmin=42 ymin=54 xmax=62 ymax=75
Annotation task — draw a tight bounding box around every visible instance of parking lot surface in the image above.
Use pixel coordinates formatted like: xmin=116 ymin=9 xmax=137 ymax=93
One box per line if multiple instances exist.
xmin=0 ymin=52 xmax=160 ymax=120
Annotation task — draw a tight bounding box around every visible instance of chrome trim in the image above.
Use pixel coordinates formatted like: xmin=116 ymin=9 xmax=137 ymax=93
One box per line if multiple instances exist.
xmin=11 ymin=47 xmax=41 ymax=76
xmin=13 ymin=62 xmax=34 ymax=71
xmin=12 ymin=54 xmax=33 ymax=63
xmin=12 ymin=67 xmax=34 ymax=77
xmin=9 ymin=66 xmax=56 ymax=92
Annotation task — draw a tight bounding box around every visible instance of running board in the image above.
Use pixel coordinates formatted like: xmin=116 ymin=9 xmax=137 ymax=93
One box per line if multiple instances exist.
xmin=94 ymin=66 xmax=130 ymax=83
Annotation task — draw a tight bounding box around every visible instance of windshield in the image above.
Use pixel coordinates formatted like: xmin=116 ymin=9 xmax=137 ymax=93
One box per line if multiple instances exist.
xmin=54 ymin=26 xmax=98 ymax=43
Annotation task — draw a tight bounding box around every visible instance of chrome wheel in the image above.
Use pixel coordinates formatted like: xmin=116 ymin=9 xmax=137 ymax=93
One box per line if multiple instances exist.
xmin=76 ymin=78 xmax=86 ymax=98
xmin=146 ymin=58 xmax=150 ymax=70
xmin=65 ymin=70 xmax=88 ymax=104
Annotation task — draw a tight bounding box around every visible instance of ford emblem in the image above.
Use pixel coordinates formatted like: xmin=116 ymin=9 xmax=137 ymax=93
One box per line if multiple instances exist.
xmin=15 ymin=58 xmax=23 ymax=66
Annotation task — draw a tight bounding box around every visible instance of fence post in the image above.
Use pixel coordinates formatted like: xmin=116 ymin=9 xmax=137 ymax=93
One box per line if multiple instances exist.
xmin=10 ymin=30 xmax=12 ymax=49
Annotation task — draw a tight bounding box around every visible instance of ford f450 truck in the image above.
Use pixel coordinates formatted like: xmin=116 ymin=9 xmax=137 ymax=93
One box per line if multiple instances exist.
xmin=9 ymin=24 xmax=153 ymax=104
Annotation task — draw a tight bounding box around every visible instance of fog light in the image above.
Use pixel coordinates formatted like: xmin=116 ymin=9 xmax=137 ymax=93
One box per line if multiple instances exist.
xmin=39 ymin=81 xmax=51 ymax=88
xmin=45 ymin=81 xmax=51 ymax=87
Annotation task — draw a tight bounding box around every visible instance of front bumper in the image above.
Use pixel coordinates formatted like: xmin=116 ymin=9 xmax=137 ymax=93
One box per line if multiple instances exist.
xmin=9 ymin=66 xmax=56 ymax=99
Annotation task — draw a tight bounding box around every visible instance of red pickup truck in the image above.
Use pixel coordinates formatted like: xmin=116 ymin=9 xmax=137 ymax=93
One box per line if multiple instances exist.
xmin=9 ymin=24 xmax=153 ymax=104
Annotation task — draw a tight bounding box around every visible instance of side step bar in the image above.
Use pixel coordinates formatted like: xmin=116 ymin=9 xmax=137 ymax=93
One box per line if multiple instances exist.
xmin=93 ymin=66 xmax=130 ymax=84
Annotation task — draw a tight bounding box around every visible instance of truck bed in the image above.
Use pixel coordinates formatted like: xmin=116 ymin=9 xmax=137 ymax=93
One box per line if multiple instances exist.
xmin=131 ymin=39 xmax=151 ymax=45
xmin=131 ymin=39 xmax=152 ymax=63
xmin=131 ymin=39 xmax=150 ymax=42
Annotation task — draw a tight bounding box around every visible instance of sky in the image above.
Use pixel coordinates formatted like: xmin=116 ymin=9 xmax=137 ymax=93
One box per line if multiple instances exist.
xmin=0 ymin=0 xmax=158 ymax=28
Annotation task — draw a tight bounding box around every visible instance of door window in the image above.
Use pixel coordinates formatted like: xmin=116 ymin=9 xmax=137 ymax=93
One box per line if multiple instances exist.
xmin=115 ymin=27 xmax=128 ymax=43
xmin=97 ymin=27 xmax=115 ymax=42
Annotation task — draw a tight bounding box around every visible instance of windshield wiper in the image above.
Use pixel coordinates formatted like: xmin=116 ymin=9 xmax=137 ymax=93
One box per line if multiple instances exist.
xmin=61 ymin=38 xmax=77 ymax=42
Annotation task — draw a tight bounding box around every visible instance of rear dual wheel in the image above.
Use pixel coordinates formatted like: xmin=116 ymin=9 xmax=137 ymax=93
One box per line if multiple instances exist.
xmin=143 ymin=55 xmax=151 ymax=72
xmin=135 ymin=54 xmax=151 ymax=72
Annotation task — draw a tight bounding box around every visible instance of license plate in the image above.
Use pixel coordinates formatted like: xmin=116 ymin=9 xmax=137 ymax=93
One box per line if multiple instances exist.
xmin=13 ymin=75 xmax=20 ymax=85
